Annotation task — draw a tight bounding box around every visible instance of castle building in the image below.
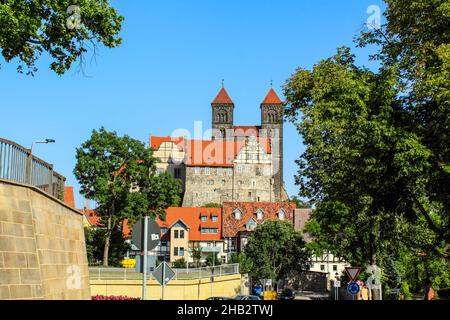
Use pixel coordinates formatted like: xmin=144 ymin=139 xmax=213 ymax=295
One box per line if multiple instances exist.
xmin=150 ymin=86 xmax=288 ymax=207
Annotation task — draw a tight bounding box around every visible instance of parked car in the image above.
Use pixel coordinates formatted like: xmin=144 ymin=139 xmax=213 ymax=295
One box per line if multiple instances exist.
xmin=278 ymin=288 xmax=296 ymax=300
xmin=234 ymin=295 xmax=262 ymax=301
xmin=207 ymin=297 xmax=234 ymax=301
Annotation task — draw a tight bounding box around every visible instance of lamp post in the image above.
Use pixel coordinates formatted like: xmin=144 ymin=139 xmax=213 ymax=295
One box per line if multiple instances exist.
xmin=27 ymin=139 xmax=56 ymax=185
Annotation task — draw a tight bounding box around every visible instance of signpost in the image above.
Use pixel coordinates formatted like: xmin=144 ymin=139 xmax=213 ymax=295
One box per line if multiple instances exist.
xmin=132 ymin=217 xmax=161 ymax=301
xmin=333 ymin=279 xmax=341 ymax=301
xmin=152 ymin=262 xmax=176 ymax=300
xmin=345 ymin=267 xmax=362 ymax=282
xmin=347 ymin=282 xmax=361 ymax=299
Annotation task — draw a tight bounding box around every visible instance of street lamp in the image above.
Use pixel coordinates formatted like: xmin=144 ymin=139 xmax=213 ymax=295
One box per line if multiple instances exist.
xmin=27 ymin=139 xmax=56 ymax=184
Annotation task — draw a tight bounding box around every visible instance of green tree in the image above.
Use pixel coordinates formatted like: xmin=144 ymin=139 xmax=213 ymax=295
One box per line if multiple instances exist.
xmin=357 ymin=0 xmax=450 ymax=245
xmin=229 ymin=252 xmax=253 ymax=274
xmin=172 ymin=258 xmax=187 ymax=269
xmin=192 ymin=247 xmax=202 ymax=268
xmin=0 ymin=0 xmax=123 ymax=75
xmin=205 ymin=254 xmax=222 ymax=267
xmin=289 ymin=196 xmax=310 ymax=209
xmin=75 ymin=127 xmax=182 ymax=266
xmin=244 ymin=220 xmax=310 ymax=282
xmin=84 ymin=226 xmax=130 ymax=267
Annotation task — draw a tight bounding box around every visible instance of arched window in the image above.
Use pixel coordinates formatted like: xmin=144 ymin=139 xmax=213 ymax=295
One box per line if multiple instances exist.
xmin=278 ymin=209 xmax=286 ymax=221
xmin=233 ymin=208 xmax=242 ymax=220
xmin=255 ymin=209 xmax=264 ymax=221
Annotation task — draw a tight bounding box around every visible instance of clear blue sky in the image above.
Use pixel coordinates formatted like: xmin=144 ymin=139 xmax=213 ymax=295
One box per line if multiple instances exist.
xmin=0 ymin=0 xmax=385 ymax=208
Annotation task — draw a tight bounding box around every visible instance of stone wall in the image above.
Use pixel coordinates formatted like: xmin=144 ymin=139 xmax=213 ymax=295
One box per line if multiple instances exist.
xmin=0 ymin=179 xmax=90 ymax=300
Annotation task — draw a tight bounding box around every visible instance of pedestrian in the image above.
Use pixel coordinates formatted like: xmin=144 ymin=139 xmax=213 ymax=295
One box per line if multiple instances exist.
xmin=424 ymin=282 xmax=436 ymax=301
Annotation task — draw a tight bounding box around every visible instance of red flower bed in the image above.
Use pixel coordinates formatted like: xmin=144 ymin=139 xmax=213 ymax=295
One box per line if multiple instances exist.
xmin=92 ymin=295 xmax=141 ymax=301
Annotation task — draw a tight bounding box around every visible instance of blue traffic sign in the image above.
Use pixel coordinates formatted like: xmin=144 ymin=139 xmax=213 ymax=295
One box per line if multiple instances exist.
xmin=347 ymin=282 xmax=361 ymax=296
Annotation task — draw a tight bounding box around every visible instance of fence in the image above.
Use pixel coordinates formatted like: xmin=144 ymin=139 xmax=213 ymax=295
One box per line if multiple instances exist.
xmin=89 ymin=264 xmax=240 ymax=281
xmin=0 ymin=138 xmax=66 ymax=200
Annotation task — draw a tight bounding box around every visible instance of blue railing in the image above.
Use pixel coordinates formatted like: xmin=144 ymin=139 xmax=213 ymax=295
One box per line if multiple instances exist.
xmin=0 ymin=138 xmax=66 ymax=200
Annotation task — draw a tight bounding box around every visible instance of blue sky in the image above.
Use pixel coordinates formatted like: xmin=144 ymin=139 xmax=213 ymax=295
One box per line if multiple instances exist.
xmin=0 ymin=0 xmax=385 ymax=208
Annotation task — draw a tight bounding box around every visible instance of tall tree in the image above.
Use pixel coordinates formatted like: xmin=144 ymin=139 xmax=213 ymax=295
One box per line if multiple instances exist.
xmin=74 ymin=128 xmax=182 ymax=266
xmin=357 ymin=0 xmax=450 ymax=244
xmin=0 ymin=0 xmax=123 ymax=75
xmin=244 ymin=220 xmax=310 ymax=282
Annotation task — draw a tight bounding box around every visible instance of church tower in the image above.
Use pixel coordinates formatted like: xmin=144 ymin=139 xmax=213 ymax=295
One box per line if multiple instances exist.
xmin=261 ymin=88 xmax=284 ymax=201
xmin=212 ymin=86 xmax=234 ymax=140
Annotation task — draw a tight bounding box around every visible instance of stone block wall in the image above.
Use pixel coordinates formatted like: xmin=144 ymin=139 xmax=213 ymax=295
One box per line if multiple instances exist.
xmin=0 ymin=179 xmax=91 ymax=300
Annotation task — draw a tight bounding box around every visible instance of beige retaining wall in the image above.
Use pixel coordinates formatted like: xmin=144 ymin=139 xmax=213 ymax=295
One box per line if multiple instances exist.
xmin=0 ymin=179 xmax=91 ymax=300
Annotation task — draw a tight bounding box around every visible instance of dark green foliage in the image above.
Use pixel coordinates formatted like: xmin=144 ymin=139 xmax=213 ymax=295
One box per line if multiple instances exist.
xmin=84 ymin=227 xmax=130 ymax=267
xmin=0 ymin=0 xmax=123 ymax=75
xmin=244 ymin=220 xmax=310 ymax=281
xmin=172 ymin=258 xmax=187 ymax=269
xmin=229 ymin=253 xmax=253 ymax=274
xmin=201 ymin=203 xmax=222 ymax=208
xmin=205 ymin=254 xmax=222 ymax=267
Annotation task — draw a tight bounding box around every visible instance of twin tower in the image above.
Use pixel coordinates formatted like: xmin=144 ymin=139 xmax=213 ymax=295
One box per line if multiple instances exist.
xmin=210 ymin=86 xmax=286 ymax=201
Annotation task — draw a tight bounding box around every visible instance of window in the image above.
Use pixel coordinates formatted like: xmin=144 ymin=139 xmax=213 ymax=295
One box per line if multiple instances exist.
xmin=174 ymin=230 xmax=179 ymax=239
xmin=212 ymin=215 xmax=218 ymax=222
xmin=278 ymin=209 xmax=286 ymax=221
xmin=248 ymin=192 xmax=252 ymax=198
xmin=174 ymin=168 xmax=181 ymax=179
xmin=174 ymin=247 xmax=179 ymax=256
xmin=237 ymin=166 xmax=243 ymax=173
xmin=161 ymin=227 xmax=168 ymax=234
xmin=201 ymin=215 xmax=207 ymax=222
xmin=180 ymin=230 xmax=185 ymax=239
xmin=333 ymin=265 xmax=338 ymax=272
xmin=233 ymin=209 xmax=242 ymax=220
xmin=157 ymin=168 xmax=165 ymax=175
xmin=227 ymin=168 xmax=233 ymax=175
xmin=201 ymin=228 xmax=218 ymax=234
xmin=205 ymin=167 xmax=210 ymax=175
xmin=255 ymin=209 xmax=264 ymax=220
xmin=194 ymin=167 xmax=201 ymax=175
xmin=180 ymin=247 xmax=185 ymax=257
xmin=320 ymin=265 xmax=325 ymax=271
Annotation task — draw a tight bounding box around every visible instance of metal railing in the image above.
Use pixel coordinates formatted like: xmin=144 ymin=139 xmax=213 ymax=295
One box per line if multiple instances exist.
xmin=89 ymin=263 xmax=240 ymax=281
xmin=0 ymin=138 xmax=66 ymax=200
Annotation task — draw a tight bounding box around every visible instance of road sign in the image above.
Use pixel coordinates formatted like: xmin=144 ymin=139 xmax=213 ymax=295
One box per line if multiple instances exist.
xmin=333 ymin=280 xmax=341 ymax=288
xmin=345 ymin=267 xmax=362 ymax=282
xmin=132 ymin=218 xmax=161 ymax=251
xmin=152 ymin=262 xmax=176 ymax=286
xmin=347 ymin=282 xmax=361 ymax=296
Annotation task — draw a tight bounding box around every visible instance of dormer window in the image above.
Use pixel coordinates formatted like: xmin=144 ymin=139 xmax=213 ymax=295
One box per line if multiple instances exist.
xmin=255 ymin=209 xmax=264 ymax=221
xmin=246 ymin=218 xmax=258 ymax=232
xmin=233 ymin=208 xmax=242 ymax=220
xmin=278 ymin=209 xmax=286 ymax=221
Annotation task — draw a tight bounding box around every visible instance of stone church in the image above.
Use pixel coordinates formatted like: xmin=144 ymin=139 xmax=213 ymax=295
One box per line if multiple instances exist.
xmin=150 ymin=86 xmax=288 ymax=207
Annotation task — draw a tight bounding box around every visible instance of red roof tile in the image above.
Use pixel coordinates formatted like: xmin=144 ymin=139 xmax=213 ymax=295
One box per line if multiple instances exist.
xmin=261 ymin=88 xmax=282 ymax=105
xmin=212 ymin=87 xmax=234 ymax=105
xmin=222 ymin=202 xmax=297 ymax=238
xmin=64 ymin=186 xmax=75 ymax=209
xmin=150 ymin=136 xmax=271 ymax=167
xmin=156 ymin=207 xmax=222 ymax=241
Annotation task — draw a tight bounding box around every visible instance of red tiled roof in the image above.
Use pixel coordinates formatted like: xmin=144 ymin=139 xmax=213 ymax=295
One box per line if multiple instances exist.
xmin=156 ymin=207 xmax=222 ymax=241
xmin=64 ymin=186 xmax=75 ymax=208
xmin=150 ymin=136 xmax=185 ymax=151
xmin=83 ymin=209 xmax=101 ymax=227
xmin=261 ymin=88 xmax=282 ymax=105
xmin=222 ymin=202 xmax=297 ymax=238
xmin=150 ymin=136 xmax=271 ymax=167
xmin=212 ymin=87 xmax=234 ymax=105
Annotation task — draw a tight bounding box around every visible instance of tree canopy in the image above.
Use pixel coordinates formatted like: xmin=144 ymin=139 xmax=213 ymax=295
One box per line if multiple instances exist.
xmin=0 ymin=0 xmax=123 ymax=75
xmin=244 ymin=220 xmax=310 ymax=281
xmin=74 ymin=127 xmax=182 ymax=266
